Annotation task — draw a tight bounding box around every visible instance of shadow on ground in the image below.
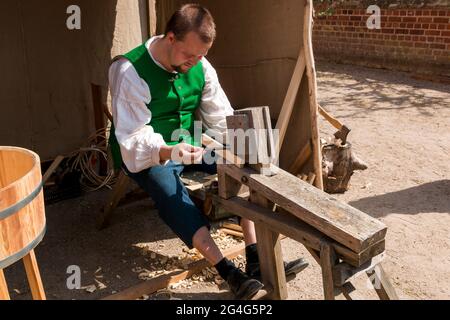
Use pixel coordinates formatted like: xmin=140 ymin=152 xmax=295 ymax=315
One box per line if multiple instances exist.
xmin=349 ymin=180 xmax=450 ymax=218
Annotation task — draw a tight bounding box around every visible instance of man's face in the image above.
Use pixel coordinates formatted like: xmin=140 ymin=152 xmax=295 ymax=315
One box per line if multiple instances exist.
xmin=167 ymin=31 xmax=212 ymax=73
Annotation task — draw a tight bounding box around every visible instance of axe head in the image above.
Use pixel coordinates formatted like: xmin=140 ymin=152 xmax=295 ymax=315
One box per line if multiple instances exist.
xmin=334 ymin=125 xmax=351 ymax=145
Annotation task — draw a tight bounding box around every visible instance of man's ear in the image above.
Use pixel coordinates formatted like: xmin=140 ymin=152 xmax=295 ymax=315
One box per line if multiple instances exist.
xmin=166 ymin=32 xmax=176 ymax=44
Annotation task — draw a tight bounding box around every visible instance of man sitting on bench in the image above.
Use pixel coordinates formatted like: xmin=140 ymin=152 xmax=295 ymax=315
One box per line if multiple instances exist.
xmin=108 ymin=3 xmax=308 ymax=300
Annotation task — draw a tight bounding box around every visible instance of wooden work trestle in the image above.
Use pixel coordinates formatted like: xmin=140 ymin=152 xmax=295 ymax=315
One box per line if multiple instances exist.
xmin=216 ymin=162 xmax=398 ymax=300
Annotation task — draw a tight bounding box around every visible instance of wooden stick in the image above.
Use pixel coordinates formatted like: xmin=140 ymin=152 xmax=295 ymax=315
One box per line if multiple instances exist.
xmin=222 ymin=223 xmax=243 ymax=233
xmin=303 ymin=0 xmax=323 ymax=190
xmin=22 ymin=250 xmax=46 ymax=300
xmin=102 ymin=244 xmax=246 ymax=300
xmin=42 ymin=155 xmax=65 ymax=184
xmin=220 ymin=228 xmax=244 ymax=238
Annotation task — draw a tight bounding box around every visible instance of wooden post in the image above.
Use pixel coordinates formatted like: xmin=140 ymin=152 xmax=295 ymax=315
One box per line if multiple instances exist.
xmin=251 ymin=191 xmax=287 ymax=300
xmin=0 ymin=269 xmax=10 ymax=300
xmin=22 ymin=250 xmax=46 ymax=300
xmin=217 ymin=165 xmax=247 ymax=200
xmin=320 ymin=241 xmax=337 ymax=300
xmin=366 ymin=264 xmax=399 ymax=300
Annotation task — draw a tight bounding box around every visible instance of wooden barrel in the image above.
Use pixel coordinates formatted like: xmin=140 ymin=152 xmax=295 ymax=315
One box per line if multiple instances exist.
xmin=0 ymin=147 xmax=46 ymax=269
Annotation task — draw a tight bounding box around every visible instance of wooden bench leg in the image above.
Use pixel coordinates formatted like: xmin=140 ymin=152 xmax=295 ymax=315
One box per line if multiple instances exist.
xmin=251 ymin=191 xmax=288 ymax=300
xmin=320 ymin=241 xmax=338 ymax=300
xmin=0 ymin=269 xmax=10 ymax=300
xmin=23 ymin=250 xmax=46 ymax=300
xmin=366 ymin=264 xmax=398 ymax=300
xmin=97 ymin=170 xmax=130 ymax=229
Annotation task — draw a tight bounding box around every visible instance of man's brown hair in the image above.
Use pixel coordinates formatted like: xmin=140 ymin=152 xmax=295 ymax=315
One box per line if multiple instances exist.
xmin=165 ymin=4 xmax=216 ymax=43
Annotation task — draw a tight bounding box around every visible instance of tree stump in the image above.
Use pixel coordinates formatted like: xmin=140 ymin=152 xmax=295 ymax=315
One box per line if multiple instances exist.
xmin=322 ymin=142 xmax=367 ymax=193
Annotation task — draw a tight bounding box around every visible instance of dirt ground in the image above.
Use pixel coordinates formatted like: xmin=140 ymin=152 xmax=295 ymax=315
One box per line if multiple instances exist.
xmin=4 ymin=61 xmax=449 ymax=300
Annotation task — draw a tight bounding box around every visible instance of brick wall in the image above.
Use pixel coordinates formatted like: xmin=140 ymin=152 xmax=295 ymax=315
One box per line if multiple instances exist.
xmin=313 ymin=5 xmax=450 ymax=77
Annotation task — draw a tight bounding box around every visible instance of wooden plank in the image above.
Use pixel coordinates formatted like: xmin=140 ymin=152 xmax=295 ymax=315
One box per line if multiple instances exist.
xmin=275 ymin=50 xmax=306 ymax=146
xmin=303 ymin=0 xmax=323 ymax=190
xmin=217 ymin=195 xmax=385 ymax=267
xmin=366 ymin=264 xmax=399 ymax=300
xmin=22 ymin=250 xmax=46 ymax=300
xmin=0 ymin=269 xmax=10 ymax=300
xmin=333 ymin=252 xmax=385 ymax=286
xmin=251 ymin=192 xmax=287 ymax=300
xmin=221 ymin=164 xmax=387 ymax=253
xmin=102 ymin=244 xmax=245 ymax=300
xmin=320 ymin=242 xmax=337 ymax=300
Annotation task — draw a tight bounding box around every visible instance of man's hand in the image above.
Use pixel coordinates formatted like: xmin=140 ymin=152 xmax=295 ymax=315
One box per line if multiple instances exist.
xmin=159 ymin=143 xmax=204 ymax=165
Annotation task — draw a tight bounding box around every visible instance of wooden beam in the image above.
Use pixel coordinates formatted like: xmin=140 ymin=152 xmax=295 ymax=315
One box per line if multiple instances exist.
xmin=220 ymin=164 xmax=387 ymax=253
xmin=218 ymin=196 xmax=384 ymax=267
xmin=102 ymin=244 xmax=245 ymax=300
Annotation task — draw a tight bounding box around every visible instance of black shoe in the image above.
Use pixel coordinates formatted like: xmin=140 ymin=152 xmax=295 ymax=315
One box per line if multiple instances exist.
xmin=226 ymin=268 xmax=264 ymax=300
xmin=246 ymin=258 xmax=309 ymax=281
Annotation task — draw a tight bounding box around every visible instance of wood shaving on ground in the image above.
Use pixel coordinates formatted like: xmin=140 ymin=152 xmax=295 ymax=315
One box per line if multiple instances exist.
xmin=131 ymin=229 xmax=245 ymax=291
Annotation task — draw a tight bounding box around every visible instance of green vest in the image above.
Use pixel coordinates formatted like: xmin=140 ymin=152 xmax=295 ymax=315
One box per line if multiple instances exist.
xmin=109 ymin=41 xmax=205 ymax=170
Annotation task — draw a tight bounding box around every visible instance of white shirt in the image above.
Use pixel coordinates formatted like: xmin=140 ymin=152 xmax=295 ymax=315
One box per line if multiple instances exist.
xmin=109 ymin=35 xmax=234 ymax=173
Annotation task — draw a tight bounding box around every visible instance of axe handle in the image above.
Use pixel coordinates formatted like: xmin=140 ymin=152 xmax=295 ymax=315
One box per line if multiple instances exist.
xmin=318 ymin=104 xmax=343 ymax=130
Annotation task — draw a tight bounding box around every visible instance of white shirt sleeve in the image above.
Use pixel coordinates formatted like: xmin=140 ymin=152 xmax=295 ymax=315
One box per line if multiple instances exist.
xmin=197 ymin=57 xmax=234 ymax=143
xmin=109 ymin=58 xmax=167 ymax=173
